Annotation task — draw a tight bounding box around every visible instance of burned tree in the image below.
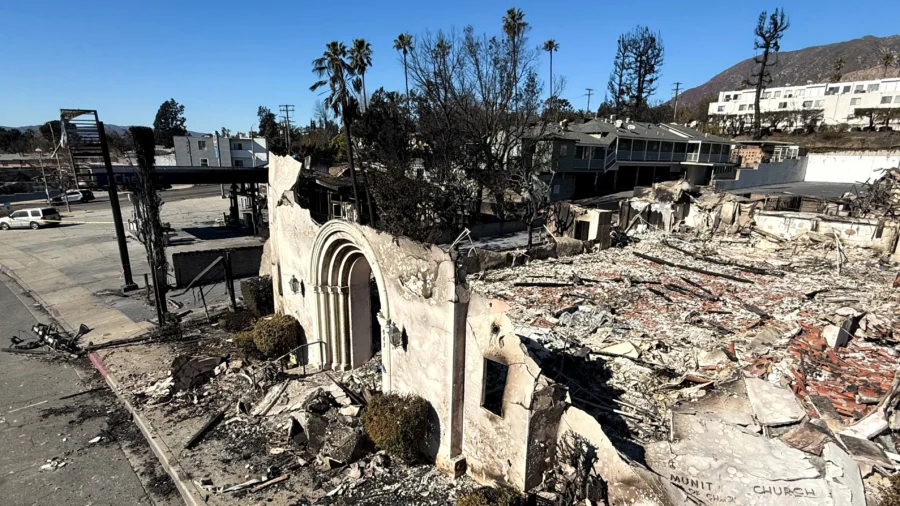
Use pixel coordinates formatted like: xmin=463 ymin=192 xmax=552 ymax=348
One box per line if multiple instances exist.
xmin=607 ymin=34 xmax=631 ymax=118
xmin=129 ymin=126 xmax=168 ymax=320
xmin=606 ymin=26 xmax=664 ymax=120
xmin=751 ymin=9 xmax=790 ymax=139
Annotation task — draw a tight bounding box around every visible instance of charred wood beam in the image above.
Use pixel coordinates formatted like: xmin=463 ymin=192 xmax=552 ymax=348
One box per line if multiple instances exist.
xmin=632 ymin=251 xmax=753 ymax=284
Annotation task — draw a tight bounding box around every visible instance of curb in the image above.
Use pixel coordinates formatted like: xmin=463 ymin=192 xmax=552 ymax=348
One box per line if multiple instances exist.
xmin=0 ymin=266 xmax=207 ymax=506
xmin=88 ymin=352 xmax=209 ymax=506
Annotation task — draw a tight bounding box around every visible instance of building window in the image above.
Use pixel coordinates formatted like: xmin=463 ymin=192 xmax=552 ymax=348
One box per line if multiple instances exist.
xmin=560 ymin=144 xmax=568 ymax=156
xmin=778 ymin=102 xmax=788 ymax=109
xmin=738 ymin=104 xmax=747 ymax=111
xmin=233 ymin=142 xmax=243 ymax=150
xmin=842 ymin=86 xmax=851 ymax=94
xmin=200 ymin=158 xmax=209 ymax=166
xmin=826 ymin=87 xmax=839 ymax=95
xmin=552 ymin=184 xmax=560 ymax=195
xmin=895 ymin=96 xmax=900 ymax=104
xmin=867 ymin=84 xmax=880 ymax=92
xmin=802 ymin=101 xmax=812 ymax=108
xmin=796 ymin=89 xmax=805 ymax=97
xmin=762 ymin=92 xmax=772 ymax=99
xmin=234 ymin=159 xmax=244 ymax=167
xmin=482 ymin=358 xmax=509 ymax=417
xmin=881 ymin=96 xmax=893 ymax=104
xmin=854 ymin=85 xmax=865 ymax=93
xmin=574 ymin=146 xmax=585 ymax=159
xmin=850 ymin=98 xmax=861 ymax=106
xmin=773 ymin=91 xmax=782 ymax=98
xmin=198 ymin=140 xmax=207 ymax=150
xmin=814 ymin=100 xmax=824 ymax=108
xmin=717 ymin=106 xmax=726 ymax=112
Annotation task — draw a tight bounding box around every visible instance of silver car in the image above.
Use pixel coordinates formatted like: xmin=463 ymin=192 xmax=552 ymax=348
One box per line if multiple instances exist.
xmin=0 ymin=208 xmax=62 ymax=230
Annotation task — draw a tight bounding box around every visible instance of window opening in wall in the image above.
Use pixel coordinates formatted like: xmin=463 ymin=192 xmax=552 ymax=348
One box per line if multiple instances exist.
xmin=574 ymin=220 xmax=590 ymax=240
xmin=814 ymin=100 xmax=824 ymax=107
xmin=233 ymin=142 xmax=243 ymax=150
xmin=200 ymin=158 xmax=209 ymax=166
xmin=482 ymin=358 xmax=509 ymax=417
xmin=778 ymin=102 xmax=788 ymax=109
xmin=842 ymin=86 xmax=851 ymax=94
xmin=560 ymin=144 xmax=568 ymax=156
xmin=867 ymin=84 xmax=880 ymax=92
xmin=881 ymin=96 xmax=893 ymax=104
xmin=234 ymin=159 xmax=244 ymax=167
xmin=198 ymin=140 xmax=207 ymax=150
xmin=850 ymin=98 xmax=861 ymax=106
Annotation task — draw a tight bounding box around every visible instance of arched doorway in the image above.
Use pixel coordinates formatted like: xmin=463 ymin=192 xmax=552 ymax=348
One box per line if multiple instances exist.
xmin=310 ymin=222 xmax=391 ymax=387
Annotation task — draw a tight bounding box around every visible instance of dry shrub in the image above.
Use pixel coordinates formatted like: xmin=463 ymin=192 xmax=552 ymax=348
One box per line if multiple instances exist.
xmin=252 ymin=314 xmax=301 ymax=357
xmin=361 ymin=392 xmax=429 ymax=462
xmin=221 ymin=310 xmax=254 ymax=332
xmin=241 ymin=276 xmax=274 ymax=317
xmin=881 ymin=473 xmax=900 ymax=506
xmin=456 ymin=486 xmax=521 ymax=506
xmin=232 ymin=330 xmax=256 ymax=351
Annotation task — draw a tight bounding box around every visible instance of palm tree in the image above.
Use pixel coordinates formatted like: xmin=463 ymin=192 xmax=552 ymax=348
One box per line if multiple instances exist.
xmin=349 ymin=39 xmax=373 ymax=108
xmin=503 ymin=8 xmax=528 ymax=82
xmin=543 ymin=39 xmax=560 ymax=118
xmin=883 ymin=52 xmax=896 ymax=78
xmin=393 ymin=33 xmax=414 ymax=112
xmin=310 ymin=41 xmax=363 ymax=222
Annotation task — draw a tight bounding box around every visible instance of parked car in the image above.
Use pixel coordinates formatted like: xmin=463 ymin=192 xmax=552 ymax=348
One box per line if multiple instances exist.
xmin=0 ymin=208 xmax=62 ymax=230
xmin=51 ymin=189 xmax=94 ymax=205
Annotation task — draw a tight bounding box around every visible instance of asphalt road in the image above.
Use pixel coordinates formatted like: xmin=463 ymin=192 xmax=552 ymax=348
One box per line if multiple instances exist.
xmin=6 ymin=184 xmax=223 ymax=214
xmin=0 ymin=274 xmax=178 ymax=506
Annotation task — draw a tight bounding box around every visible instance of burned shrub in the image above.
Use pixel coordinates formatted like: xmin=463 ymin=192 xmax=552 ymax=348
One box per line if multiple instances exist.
xmin=881 ymin=473 xmax=900 ymax=506
xmin=362 ymin=392 xmax=429 ymax=463
xmin=252 ymin=314 xmax=301 ymax=357
xmin=220 ymin=310 xmax=254 ymax=332
xmin=456 ymin=486 xmax=522 ymax=506
xmin=542 ymin=431 xmax=607 ymax=505
xmin=241 ymin=276 xmax=274 ymax=317
xmin=232 ymin=330 xmax=256 ymax=351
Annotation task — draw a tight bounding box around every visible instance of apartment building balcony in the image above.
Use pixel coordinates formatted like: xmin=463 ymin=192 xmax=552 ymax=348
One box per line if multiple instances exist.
xmin=684 ymin=152 xmax=731 ymax=164
xmin=572 ymin=158 xmax=607 ymax=170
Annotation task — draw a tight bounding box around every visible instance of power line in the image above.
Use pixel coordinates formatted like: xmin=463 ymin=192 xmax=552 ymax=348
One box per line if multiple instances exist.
xmin=278 ymin=104 xmax=294 ymax=151
xmin=585 ymin=88 xmax=594 ymax=114
xmin=672 ymin=82 xmax=682 ymax=123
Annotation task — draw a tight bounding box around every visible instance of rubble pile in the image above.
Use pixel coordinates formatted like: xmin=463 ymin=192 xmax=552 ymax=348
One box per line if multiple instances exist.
xmin=471 ymin=229 xmax=900 ymax=503
xmin=848 ymin=167 xmax=900 ymax=218
xmin=124 ymin=341 xmax=473 ymax=504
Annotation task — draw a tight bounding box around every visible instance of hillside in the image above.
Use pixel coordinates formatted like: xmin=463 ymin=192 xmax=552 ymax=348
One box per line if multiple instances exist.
xmin=680 ymin=35 xmax=900 ymax=107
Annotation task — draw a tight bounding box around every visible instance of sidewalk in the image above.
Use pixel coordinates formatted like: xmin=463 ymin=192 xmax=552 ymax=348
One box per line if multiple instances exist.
xmin=0 ymin=196 xmax=469 ymax=505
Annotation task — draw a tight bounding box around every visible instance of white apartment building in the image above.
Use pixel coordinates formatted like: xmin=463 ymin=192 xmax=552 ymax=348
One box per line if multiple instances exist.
xmin=708 ymin=77 xmax=900 ymax=129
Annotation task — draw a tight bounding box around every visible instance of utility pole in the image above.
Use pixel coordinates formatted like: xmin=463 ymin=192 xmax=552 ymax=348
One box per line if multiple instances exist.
xmin=672 ymin=82 xmax=682 ymax=122
xmin=48 ymin=126 xmax=71 ymax=212
xmin=585 ymin=88 xmax=594 ymax=115
xmin=279 ymin=104 xmax=294 ymax=154
xmin=35 ymin=149 xmax=50 ymax=204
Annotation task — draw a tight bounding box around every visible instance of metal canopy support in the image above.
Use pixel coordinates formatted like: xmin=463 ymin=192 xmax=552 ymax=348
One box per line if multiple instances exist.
xmin=60 ymin=109 xmax=137 ymax=292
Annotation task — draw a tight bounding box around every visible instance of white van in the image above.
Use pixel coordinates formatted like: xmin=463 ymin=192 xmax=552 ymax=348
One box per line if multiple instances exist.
xmin=0 ymin=208 xmax=62 ymax=230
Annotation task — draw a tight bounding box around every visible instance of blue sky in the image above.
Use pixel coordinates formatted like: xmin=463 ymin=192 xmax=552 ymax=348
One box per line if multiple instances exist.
xmin=2 ymin=0 xmax=897 ymax=133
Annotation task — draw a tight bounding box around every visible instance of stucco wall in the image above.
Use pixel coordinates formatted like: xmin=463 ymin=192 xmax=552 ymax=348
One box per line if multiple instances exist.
xmin=463 ymin=296 xmax=549 ymax=490
xmin=713 ymin=157 xmax=807 ymax=191
xmin=264 ymin=154 xmax=565 ymax=488
xmin=804 ymin=151 xmax=900 ymax=183
xmin=265 ymin=155 xmax=465 ymax=469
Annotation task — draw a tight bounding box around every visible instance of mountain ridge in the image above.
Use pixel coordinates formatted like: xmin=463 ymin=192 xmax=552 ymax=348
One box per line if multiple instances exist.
xmin=680 ymin=34 xmax=900 ymax=108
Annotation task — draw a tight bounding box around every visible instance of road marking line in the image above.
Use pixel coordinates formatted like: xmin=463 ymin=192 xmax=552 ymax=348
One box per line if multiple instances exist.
xmin=8 ymin=400 xmax=49 ymax=413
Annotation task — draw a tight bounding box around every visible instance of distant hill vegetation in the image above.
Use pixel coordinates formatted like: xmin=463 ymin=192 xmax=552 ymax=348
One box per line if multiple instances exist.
xmin=680 ymin=34 xmax=900 ymax=107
